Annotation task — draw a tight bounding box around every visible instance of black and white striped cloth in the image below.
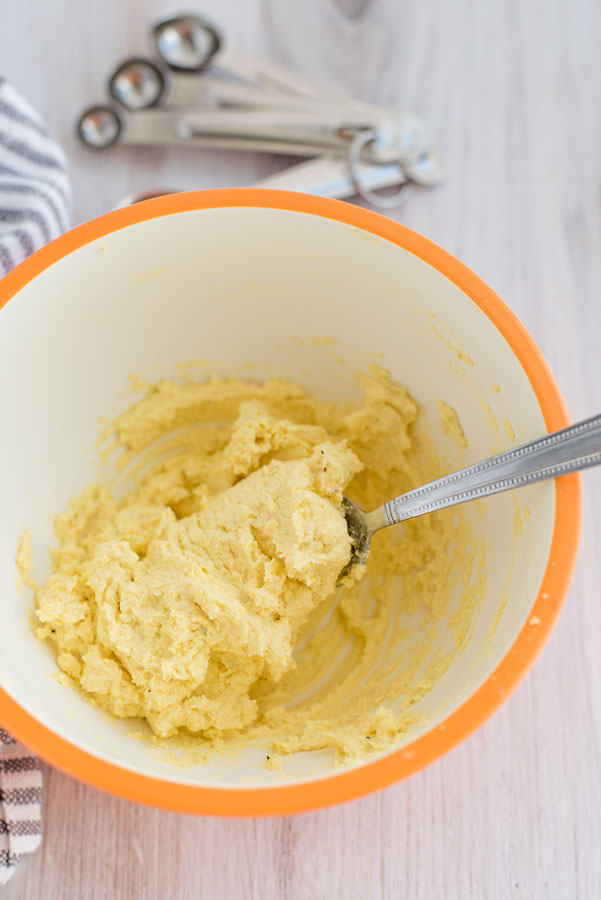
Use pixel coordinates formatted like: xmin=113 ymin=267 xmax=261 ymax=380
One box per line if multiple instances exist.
xmin=0 ymin=729 xmax=42 ymax=885
xmin=0 ymin=76 xmax=71 ymax=883
xmin=0 ymin=76 xmax=71 ymax=276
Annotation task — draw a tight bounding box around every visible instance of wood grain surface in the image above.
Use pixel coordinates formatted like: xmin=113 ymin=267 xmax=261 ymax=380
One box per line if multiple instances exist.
xmin=2 ymin=0 xmax=601 ymax=897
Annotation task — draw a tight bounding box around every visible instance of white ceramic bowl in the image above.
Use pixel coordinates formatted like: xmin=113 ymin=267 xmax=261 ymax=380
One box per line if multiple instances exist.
xmin=0 ymin=190 xmax=580 ymax=814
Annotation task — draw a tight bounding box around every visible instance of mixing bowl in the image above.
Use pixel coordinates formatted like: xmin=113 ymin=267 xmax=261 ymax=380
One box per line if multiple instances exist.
xmin=0 ymin=189 xmax=580 ymax=814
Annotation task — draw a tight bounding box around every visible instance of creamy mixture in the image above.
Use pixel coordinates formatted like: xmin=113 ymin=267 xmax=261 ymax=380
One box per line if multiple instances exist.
xmin=24 ymin=367 xmax=479 ymax=762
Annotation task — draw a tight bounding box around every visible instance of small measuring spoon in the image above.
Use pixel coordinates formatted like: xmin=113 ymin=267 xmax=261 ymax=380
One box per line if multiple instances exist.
xmin=152 ymin=13 xmax=347 ymax=103
xmin=150 ymin=15 xmax=430 ymax=134
xmin=76 ymin=105 xmax=424 ymax=165
xmin=253 ymin=154 xmax=409 ymax=201
xmin=112 ymin=156 xmax=410 ymax=207
xmin=108 ymin=57 xmax=367 ymax=114
xmin=340 ymin=413 xmax=601 ymax=581
xmin=75 ymin=104 xmax=364 ymax=155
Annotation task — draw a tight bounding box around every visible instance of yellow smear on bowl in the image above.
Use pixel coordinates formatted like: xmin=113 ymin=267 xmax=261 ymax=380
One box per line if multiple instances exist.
xmin=438 ymin=401 xmax=468 ymax=449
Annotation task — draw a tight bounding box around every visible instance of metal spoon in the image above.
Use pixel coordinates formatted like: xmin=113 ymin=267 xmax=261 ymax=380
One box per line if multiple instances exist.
xmin=152 ymin=13 xmax=347 ymax=102
xmin=340 ymin=413 xmax=601 ymax=581
xmin=150 ymin=15 xmax=431 ymax=135
xmin=108 ymin=57 xmax=348 ymax=114
xmin=76 ymin=103 xmax=423 ymax=165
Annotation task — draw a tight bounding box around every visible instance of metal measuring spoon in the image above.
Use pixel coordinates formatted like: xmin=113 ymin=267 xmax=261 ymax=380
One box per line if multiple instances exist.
xmin=112 ymin=156 xmax=410 ymax=207
xmin=340 ymin=414 xmax=601 ymax=581
xmin=75 ymin=103 xmax=357 ymax=155
xmin=76 ymin=102 xmax=425 ymax=166
xmin=254 ymin=154 xmax=409 ymax=200
xmin=152 ymin=13 xmax=347 ymax=102
xmin=108 ymin=56 xmax=362 ymax=115
xmin=150 ymin=12 xmax=435 ymax=133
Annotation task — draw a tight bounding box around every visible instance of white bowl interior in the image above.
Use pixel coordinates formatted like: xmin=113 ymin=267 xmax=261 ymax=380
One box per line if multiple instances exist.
xmin=0 ymin=205 xmax=554 ymax=786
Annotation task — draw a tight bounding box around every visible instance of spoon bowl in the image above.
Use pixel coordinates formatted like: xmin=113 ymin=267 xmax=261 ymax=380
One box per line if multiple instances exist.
xmin=152 ymin=14 xmax=221 ymax=73
xmin=77 ymin=106 xmax=122 ymax=149
xmin=109 ymin=58 xmax=166 ymax=110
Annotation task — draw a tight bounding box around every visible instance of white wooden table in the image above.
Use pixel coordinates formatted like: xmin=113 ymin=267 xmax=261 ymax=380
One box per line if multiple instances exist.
xmin=2 ymin=1 xmax=601 ymax=897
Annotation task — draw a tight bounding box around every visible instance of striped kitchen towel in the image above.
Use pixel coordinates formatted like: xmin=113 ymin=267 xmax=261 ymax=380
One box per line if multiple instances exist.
xmin=0 ymin=77 xmax=71 ymax=883
xmin=0 ymin=729 xmax=43 ymax=885
xmin=0 ymin=76 xmax=71 ymax=276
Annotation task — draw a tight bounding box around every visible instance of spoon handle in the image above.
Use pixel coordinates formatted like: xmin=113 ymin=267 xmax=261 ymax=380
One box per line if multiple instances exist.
xmin=383 ymin=413 xmax=601 ymax=524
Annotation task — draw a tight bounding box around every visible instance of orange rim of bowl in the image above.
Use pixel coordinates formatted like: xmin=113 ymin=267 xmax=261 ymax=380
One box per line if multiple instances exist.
xmin=0 ymin=189 xmax=581 ymax=816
